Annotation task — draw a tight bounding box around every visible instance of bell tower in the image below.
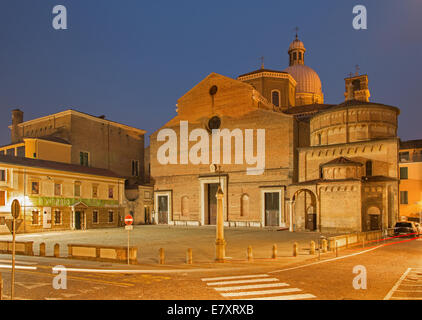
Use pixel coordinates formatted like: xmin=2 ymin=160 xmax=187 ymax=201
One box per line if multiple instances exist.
xmin=344 ymin=67 xmax=370 ymax=102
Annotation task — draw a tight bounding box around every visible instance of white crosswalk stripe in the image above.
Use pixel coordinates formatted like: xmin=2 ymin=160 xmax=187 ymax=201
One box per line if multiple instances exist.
xmin=385 ymin=268 xmax=422 ymax=300
xmin=207 ymin=278 xmax=279 ymax=286
xmin=202 ymin=273 xmax=316 ymax=300
xmin=214 ymin=282 xmax=289 ymax=291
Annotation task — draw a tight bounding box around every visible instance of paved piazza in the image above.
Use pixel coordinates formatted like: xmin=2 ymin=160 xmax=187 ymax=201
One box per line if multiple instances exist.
xmin=0 ymin=226 xmax=336 ymax=265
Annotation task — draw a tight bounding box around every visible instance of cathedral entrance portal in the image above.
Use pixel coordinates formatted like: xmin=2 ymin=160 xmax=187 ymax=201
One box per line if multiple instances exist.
xmin=264 ymin=192 xmax=280 ymax=226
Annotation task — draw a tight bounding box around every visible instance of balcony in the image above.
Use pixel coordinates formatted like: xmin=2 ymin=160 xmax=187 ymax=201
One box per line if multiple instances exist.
xmin=400 ymin=153 xmax=422 ymax=163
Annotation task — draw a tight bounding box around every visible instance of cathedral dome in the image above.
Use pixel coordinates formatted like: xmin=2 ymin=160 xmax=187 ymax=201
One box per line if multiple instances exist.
xmin=284 ymin=35 xmax=324 ymax=105
xmin=283 ymin=64 xmax=323 ymax=95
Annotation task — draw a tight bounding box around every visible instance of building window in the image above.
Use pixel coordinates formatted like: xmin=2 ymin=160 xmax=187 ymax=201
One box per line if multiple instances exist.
xmin=317 ymin=133 xmax=322 ymax=145
xmin=365 ymin=161 xmax=372 ymax=177
xmin=271 ymin=90 xmax=280 ymax=107
xmin=32 ymin=210 xmax=39 ymax=225
xmin=16 ymin=146 xmax=25 ymax=158
xmin=54 ymin=183 xmax=62 ymax=196
xmin=0 ymin=150 xmax=4 ymax=155
xmin=93 ymin=210 xmax=99 ymax=224
xmin=132 ymin=160 xmax=140 ymax=177
xmin=108 ymin=187 xmax=114 ymax=199
xmin=31 ymin=181 xmax=40 ymax=195
xmin=352 ymin=79 xmax=361 ymax=91
xmin=400 ymin=191 xmax=408 ymax=205
xmin=399 ymin=152 xmax=410 ymax=162
xmin=108 ymin=211 xmax=114 ymax=223
xmin=74 ymin=183 xmax=81 ymax=197
xmin=400 ymin=167 xmax=408 ymax=180
xmin=92 ymin=185 xmax=98 ymax=198
xmin=54 ymin=210 xmax=62 ymax=225
xmin=80 ymin=151 xmax=89 ymax=167
xmin=0 ymin=191 xmax=5 ymax=206
xmin=0 ymin=169 xmax=5 ymax=182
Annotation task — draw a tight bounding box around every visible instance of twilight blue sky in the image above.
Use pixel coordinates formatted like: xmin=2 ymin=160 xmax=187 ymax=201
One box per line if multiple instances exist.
xmin=0 ymin=0 xmax=421 ymax=146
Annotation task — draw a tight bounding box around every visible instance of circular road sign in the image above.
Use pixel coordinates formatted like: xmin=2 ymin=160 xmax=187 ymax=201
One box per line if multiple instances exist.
xmin=124 ymin=215 xmax=134 ymax=226
xmin=11 ymin=199 xmax=20 ymax=219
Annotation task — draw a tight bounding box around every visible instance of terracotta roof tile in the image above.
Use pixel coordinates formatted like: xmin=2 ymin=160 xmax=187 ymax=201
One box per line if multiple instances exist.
xmin=0 ymin=155 xmax=121 ymax=178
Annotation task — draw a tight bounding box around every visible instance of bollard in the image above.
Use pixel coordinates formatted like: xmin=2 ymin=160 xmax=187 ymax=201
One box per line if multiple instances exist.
xmin=39 ymin=243 xmax=46 ymax=257
xmin=159 ymin=248 xmax=165 ymax=265
xmin=310 ymin=241 xmax=316 ymax=255
xmin=293 ymin=242 xmax=298 ymax=257
xmin=322 ymin=239 xmax=328 ymax=253
xmin=54 ymin=243 xmax=60 ymax=258
xmin=335 ymin=241 xmax=338 ymax=257
xmin=186 ymin=248 xmax=192 ymax=265
xmin=247 ymin=246 xmax=253 ymax=262
xmin=272 ymin=244 xmax=277 ymax=259
xmin=362 ymin=237 xmax=365 ymax=248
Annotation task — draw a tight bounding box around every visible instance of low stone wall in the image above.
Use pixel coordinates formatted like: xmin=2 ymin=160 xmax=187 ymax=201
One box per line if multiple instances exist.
xmin=327 ymin=229 xmax=393 ymax=250
xmin=68 ymin=244 xmax=137 ymax=264
xmin=0 ymin=241 xmax=34 ymax=256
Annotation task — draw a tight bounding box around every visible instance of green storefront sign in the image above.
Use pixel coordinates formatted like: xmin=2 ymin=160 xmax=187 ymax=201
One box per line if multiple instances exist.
xmin=29 ymin=196 xmax=119 ymax=208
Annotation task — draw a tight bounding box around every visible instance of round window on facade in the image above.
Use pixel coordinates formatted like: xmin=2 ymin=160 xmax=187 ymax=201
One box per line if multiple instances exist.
xmin=209 ymin=85 xmax=218 ymax=96
xmin=208 ymin=116 xmax=221 ymax=130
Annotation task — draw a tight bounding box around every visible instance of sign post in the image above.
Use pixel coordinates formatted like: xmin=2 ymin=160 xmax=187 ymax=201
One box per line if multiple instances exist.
xmin=10 ymin=199 xmax=20 ymax=301
xmin=124 ymin=215 xmax=134 ymax=265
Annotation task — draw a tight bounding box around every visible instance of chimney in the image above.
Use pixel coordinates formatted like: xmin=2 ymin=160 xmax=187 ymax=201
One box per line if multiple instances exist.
xmin=11 ymin=109 xmax=24 ymax=143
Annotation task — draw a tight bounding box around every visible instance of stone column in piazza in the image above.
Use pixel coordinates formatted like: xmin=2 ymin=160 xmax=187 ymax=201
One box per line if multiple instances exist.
xmin=289 ymin=200 xmax=294 ymax=232
xmin=215 ymin=186 xmax=226 ymax=262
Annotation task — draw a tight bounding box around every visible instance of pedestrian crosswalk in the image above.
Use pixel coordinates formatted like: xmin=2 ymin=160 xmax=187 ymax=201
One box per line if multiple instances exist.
xmin=202 ymin=273 xmax=316 ymax=300
xmin=384 ymin=268 xmax=422 ymax=300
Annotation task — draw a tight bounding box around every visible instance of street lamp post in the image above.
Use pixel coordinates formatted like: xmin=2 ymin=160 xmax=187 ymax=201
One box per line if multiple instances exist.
xmin=215 ymin=185 xmax=226 ymax=262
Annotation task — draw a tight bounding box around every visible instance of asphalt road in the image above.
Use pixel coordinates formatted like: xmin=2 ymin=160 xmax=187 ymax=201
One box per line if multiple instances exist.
xmin=0 ymin=235 xmax=420 ymax=300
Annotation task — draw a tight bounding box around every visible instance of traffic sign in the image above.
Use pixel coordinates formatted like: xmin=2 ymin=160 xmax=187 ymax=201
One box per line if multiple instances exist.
xmin=124 ymin=215 xmax=133 ymax=226
xmin=5 ymin=219 xmax=23 ymax=235
xmin=11 ymin=200 xmax=20 ymax=219
xmin=125 ymin=225 xmax=133 ymax=231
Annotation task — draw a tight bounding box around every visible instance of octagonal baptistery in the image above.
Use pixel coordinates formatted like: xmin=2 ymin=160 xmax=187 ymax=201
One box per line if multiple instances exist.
xmin=310 ymin=100 xmax=400 ymax=147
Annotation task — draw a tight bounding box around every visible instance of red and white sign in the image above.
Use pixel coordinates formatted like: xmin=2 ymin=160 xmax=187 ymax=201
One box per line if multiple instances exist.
xmin=124 ymin=215 xmax=133 ymax=226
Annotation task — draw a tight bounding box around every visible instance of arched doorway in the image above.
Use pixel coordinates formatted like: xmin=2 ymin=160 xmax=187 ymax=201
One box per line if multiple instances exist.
xmin=367 ymin=206 xmax=381 ymax=231
xmin=292 ymin=189 xmax=318 ymax=231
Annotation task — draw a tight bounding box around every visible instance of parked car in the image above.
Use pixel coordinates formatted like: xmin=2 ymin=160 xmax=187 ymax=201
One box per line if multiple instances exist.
xmin=414 ymin=223 xmax=422 ymax=236
xmin=393 ymin=222 xmax=419 ymax=237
